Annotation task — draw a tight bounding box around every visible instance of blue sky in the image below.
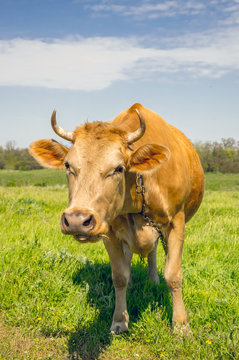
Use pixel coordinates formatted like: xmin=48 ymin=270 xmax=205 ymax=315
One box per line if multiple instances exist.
xmin=0 ymin=0 xmax=239 ymax=148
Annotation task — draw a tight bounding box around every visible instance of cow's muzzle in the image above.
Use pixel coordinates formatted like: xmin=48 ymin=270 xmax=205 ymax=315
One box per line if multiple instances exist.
xmin=61 ymin=208 xmax=97 ymax=237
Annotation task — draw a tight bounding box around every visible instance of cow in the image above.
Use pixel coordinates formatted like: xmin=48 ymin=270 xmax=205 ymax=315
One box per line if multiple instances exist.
xmin=29 ymin=103 xmax=204 ymax=334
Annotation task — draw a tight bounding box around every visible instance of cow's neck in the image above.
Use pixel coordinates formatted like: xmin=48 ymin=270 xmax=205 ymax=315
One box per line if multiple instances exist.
xmin=122 ymin=172 xmax=142 ymax=214
xmin=122 ymin=171 xmax=171 ymax=227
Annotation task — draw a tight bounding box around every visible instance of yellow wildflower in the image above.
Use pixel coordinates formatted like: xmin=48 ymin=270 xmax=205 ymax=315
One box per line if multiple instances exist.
xmin=206 ymin=340 xmax=212 ymax=345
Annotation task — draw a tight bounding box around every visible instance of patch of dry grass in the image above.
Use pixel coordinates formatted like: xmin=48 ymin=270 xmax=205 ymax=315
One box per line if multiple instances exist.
xmin=0 ymin=320 xmax=67 ymax=360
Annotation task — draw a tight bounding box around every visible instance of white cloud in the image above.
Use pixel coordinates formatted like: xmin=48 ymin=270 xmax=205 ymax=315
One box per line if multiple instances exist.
xmin=0 ymin=27 xmax=239 ymax=91
xmin=87 ymin=0 xmax=239 ymax=26
xmin=0 ymin=37 xmax=142 ymax=90
xmin=220 ymin=2 xmax=239 ymax=25
xmin=88 ymin=0 xmax=206 ymax=18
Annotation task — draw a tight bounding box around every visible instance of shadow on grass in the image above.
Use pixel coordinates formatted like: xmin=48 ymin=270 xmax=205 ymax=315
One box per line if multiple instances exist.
xmin=68 ymin=260 xmax=171 ymax=360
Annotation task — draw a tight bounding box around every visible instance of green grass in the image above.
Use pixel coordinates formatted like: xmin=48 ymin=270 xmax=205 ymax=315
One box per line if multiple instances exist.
xmin=0 ymin=169 xmax=66 ymax=187
xmin=0 ymin=171 xmax=238 ymax=359
xmin=205 ymin=173 xmax=239 ymax=191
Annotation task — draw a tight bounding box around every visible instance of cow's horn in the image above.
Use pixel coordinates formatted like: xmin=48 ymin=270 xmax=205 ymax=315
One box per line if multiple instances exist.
xmin=126 ymin=109 xmax=146 ymax=144
xmin=51 ymin=110 xmax=74 ymax=142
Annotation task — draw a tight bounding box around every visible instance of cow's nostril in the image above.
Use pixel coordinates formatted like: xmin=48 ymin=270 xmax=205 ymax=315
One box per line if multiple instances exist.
xmin=83 ymin=215 xmax=93 ymax=227
xmin=61 ymin=211 xmax=96 ymax=234
xmin=64 ymin=216 xmax=69 ymax=227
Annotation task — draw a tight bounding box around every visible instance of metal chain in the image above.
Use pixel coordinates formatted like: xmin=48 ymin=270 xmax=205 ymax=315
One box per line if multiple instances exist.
xmin=136 ymin=173 xmax=167 ymax=253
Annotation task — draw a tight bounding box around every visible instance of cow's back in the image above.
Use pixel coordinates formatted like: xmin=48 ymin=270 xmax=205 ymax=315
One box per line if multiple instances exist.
xmin=112 ymin=103 xmax=204 ymax=223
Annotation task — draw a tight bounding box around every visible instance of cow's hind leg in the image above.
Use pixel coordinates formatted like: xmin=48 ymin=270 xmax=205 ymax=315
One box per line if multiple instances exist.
xmin=164 ymin=211 xmax=188 ymax=329
xmin=147 ymin=239 xmax=159 ymax=284
xmin=104 ymin=235 xmax=132 ymax=334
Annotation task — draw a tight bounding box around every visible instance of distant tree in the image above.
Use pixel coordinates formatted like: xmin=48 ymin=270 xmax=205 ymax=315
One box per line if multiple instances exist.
xmin=0 ymin=146 xmax=6 ymax=169
xmin=5 ymin=140 xmax=17 ymax=151
xmin=1 ymin=141 xmax=42 ymax=170
xmin=14 ymin=148 xmax=42 ymax=170
xmin=194 ymin=138 xmax=239 ymax=173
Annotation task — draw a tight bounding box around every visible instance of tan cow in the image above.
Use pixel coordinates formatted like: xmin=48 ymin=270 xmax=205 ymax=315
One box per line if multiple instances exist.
xmin=29 ymin=103 xmax=204 ymax=334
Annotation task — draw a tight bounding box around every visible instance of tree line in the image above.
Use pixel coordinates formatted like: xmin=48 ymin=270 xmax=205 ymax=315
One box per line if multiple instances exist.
xmin=0 ymin=138 xmax=239 ymax=173
xmin=0 ymin=141 xmax=42 ymax=170
xmin=194 ymin=138 xmax=239 ymax=173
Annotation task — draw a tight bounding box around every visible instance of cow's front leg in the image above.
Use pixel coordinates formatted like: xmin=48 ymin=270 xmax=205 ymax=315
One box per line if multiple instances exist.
xmin=103 ymin=235 xmax=132 ymax=334
xmin=147 ymin=239 xmax=159 ymax=284
xmin=164 ymin=211 xmax=188 ymax=327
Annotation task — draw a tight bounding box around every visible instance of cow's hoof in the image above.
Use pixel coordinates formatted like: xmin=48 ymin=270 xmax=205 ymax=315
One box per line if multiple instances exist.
xmin=110 ymin=322 xmax=128 ymax=334
xmin=173 ymin=323 xmax=193 ymax=340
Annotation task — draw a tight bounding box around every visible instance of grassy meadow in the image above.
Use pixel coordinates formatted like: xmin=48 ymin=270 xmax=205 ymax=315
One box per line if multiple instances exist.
xmin=0 ymin=170 xmax=238 ymax=359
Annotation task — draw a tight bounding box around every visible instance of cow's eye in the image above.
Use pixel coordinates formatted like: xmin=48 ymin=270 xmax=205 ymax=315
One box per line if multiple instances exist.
xmin=65 ymin=161 xmax=70 ymax=169
xmin=114 ymin=165 xmax=123 ymax=174
xmin=105 ymin=165 xmax=124 ymax=178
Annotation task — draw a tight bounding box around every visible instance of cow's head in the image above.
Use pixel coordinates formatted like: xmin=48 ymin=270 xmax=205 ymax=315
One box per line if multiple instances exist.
xmin=29 ymin=108 xmax=170 ymax=242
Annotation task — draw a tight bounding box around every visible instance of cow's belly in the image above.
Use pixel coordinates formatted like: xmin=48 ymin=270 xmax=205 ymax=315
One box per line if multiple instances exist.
xmin=111 ymin=214 xmax=159 ymax=257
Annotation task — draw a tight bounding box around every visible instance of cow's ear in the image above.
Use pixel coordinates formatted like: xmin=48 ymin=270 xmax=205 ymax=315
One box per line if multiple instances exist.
xmin=29 ymin=139 xmax=69 ymax=169
xmin=129 ymin=144 xmax=170 ymax=172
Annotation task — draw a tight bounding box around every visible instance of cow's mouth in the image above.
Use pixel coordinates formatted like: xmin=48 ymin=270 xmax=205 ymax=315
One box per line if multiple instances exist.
xmin=74 ymin=234 xmax=103 ymax=243
xmin=74 ymin=235 xmax=89 ymax=242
